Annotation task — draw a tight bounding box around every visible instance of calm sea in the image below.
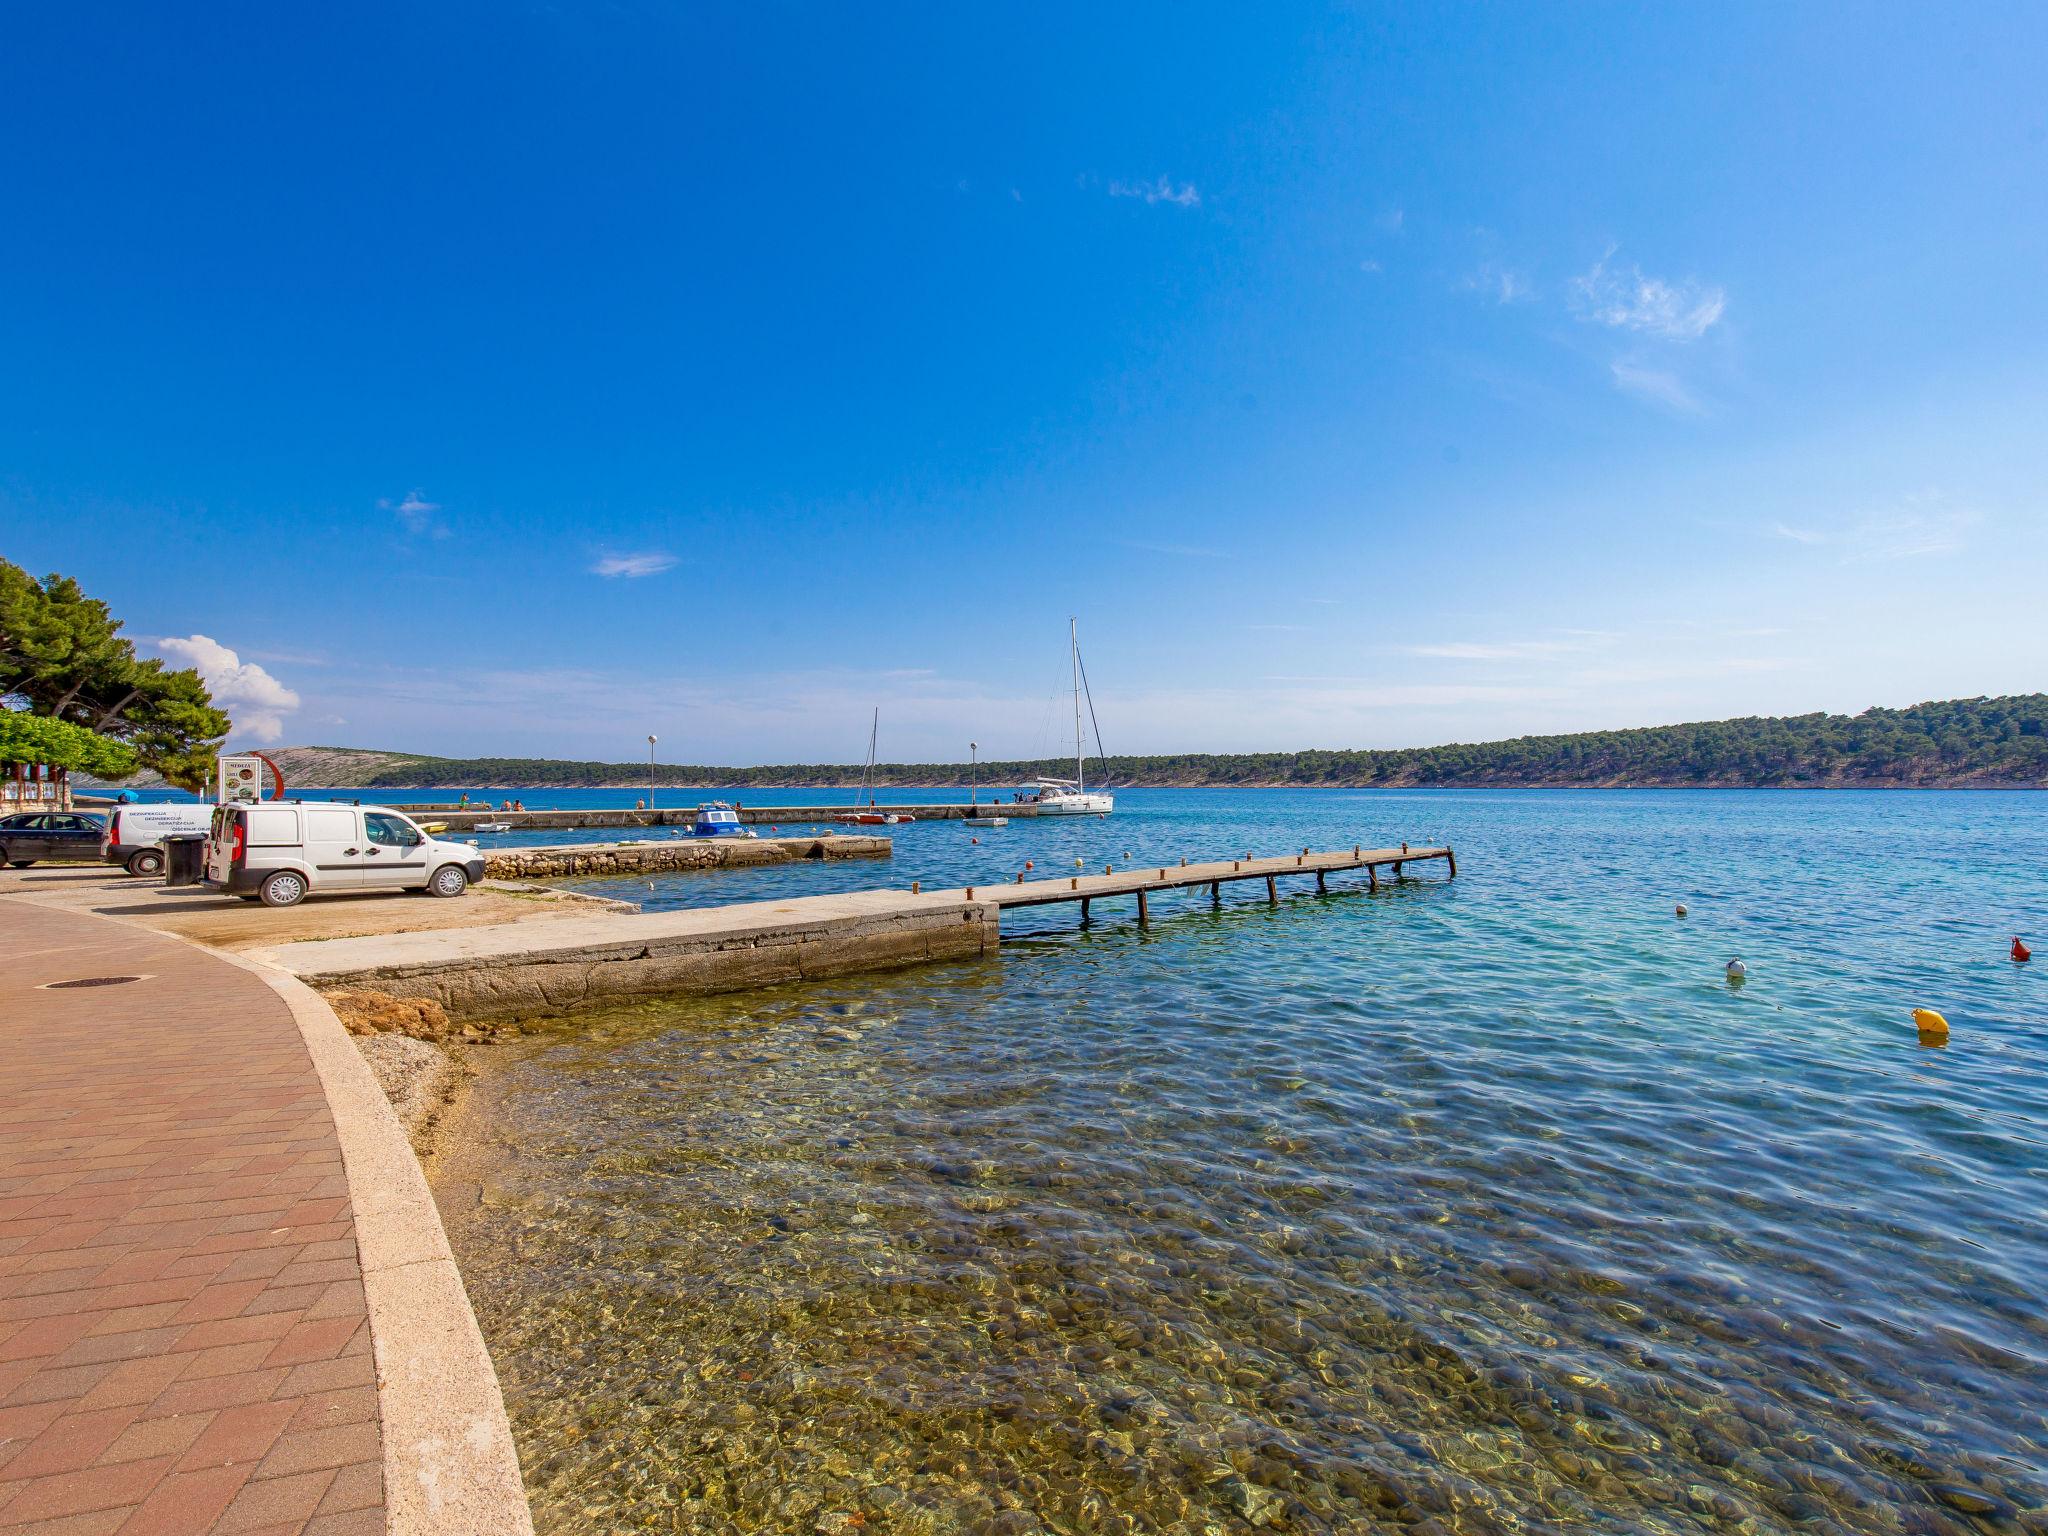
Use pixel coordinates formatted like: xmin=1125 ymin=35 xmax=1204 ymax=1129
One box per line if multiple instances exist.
xmin=412 ymin=789 xmax=2036 ymax=1532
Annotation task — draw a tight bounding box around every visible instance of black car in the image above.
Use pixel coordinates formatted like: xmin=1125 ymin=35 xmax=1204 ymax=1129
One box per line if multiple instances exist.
xmin=0 ymin=811 xmax=108 ymax=867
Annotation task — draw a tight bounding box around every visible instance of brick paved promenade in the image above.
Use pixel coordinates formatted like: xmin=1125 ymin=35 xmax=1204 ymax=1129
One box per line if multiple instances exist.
xmin=0 ymin=900 xmax=384 ymax=1535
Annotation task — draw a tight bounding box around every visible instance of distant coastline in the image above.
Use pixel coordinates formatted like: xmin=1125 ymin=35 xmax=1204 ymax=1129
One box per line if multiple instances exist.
xmin=110 ymin=693 xmax=2046 ymax=793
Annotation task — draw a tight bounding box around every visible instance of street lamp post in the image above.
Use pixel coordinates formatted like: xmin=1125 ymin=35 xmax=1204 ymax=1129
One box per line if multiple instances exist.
xmin=647 ymin=734 xmax=658 ymax=812
xmin=970 ymin=742 xmax=978 ymax=807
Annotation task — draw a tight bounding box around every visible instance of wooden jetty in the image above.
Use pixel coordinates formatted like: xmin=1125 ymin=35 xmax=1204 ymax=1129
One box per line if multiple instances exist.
xmin=257 ymin=844 xmax=1452 ymax=1020
xmin=976 ymin=843 xmax=1453 ymax=925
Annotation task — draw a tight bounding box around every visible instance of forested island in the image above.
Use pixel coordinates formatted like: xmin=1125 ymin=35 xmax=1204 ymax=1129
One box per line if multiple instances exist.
xmin=251 ymin=695 xmax=2044 ymax=790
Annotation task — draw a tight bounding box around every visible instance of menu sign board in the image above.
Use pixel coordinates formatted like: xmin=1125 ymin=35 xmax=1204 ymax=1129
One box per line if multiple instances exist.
xmin=218 ymin=755 xmax=267 ymax=805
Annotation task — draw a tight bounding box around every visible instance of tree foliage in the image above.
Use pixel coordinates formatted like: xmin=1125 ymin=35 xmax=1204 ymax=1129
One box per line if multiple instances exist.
xmin=292 ymin=694 xmax=2048 ymax=790
xmin=0 ymin=710 xmax=139 ymax=778
xmin=0 ymin=560 xmax=230 ymax=789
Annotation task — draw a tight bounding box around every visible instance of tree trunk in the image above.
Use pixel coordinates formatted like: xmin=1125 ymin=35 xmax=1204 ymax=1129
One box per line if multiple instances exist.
xmin=94 ymin=687 xmax=141 ymax=730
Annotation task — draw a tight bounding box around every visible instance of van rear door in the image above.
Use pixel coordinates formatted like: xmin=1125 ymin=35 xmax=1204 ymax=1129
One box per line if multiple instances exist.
xmin=302 ymin=806 xmax=364 ymax=887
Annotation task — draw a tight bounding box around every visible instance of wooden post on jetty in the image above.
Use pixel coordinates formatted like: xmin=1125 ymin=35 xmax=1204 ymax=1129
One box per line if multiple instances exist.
xmin=1137 ymin=889 xmax=1149 ymax=925
xmin=1265 ymin=875 xmax=1277 ymax=904
xmin=1316 ymin=870 xmax=1327 ymax=894
xmin=1368 ymin=864 xmax=1379 ymax=891
xmin=1080 ymin=897 xmax=1091 ymax=925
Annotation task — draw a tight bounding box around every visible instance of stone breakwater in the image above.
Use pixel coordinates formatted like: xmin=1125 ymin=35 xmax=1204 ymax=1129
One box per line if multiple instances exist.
xmin=481 ymin=832 xmax=889 ymax=880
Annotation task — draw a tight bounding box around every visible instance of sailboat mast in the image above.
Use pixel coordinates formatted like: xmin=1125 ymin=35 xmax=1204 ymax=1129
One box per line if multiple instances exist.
xmin=1071 ymin=617 xmax=1084 ymax=794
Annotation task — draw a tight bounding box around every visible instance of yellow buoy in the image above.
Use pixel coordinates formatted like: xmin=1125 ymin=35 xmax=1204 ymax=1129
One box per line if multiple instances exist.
xmin=1913 ymin=1007 xmax=1949 ymax=1043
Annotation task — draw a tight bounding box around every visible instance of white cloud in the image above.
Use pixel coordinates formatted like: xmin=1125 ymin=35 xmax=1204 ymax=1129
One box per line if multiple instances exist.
xmin=1571 ymin=249 xmax=1726 ymax=341
xmin=1610 ymin=359 xmax=1703 ymax=414
xmin=155 ymin=635 xmax=302 ymax=743
xmin=1108 ymin=176 xmax=1200 ymax=208
xmin=1377 ymin=208 xmax=1405 ymax=234
xmin=379 ymin=488 xmax=448 ymax=538
xmin=1358 ymin=258 xmax=1383 ymax=274
xmin=591 ymin=551 xmax=678 ymax=578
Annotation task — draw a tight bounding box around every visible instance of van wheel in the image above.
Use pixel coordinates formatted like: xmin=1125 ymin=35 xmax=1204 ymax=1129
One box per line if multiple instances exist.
xmin=259 ymin=870 xmax=309 ymax=908
xmin=427 ymin=864 xmax=469 ymax=898
xmin=125 ymin=849 xmax=166 ymax=877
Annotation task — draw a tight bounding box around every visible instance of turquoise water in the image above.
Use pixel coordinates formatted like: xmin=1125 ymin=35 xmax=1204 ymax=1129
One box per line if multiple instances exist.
xmin=430 ymin=790 xmax=2046 ymax=1533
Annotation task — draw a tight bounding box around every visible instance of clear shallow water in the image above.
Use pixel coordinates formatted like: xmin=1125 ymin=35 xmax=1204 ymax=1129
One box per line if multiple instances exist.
xmin=430 ymin=790 xmax=2047 ymax=1535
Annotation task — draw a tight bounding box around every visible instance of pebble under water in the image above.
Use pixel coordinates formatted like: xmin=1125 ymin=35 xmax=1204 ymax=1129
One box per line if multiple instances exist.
xmin=429 ymin=790 xmax=2047 ymax=1534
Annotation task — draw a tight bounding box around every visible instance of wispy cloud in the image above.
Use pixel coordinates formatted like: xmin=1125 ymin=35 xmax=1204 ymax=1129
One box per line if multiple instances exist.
xmin=1116 ymin=537 xmax=1225 ymax=559
xmin=590 ymin=551 xmax=678 ymax=578
xmin=154 ymin=635 xmax=302 ymax=742
xmin=380 ymin=488 xmax=447 ymax=537
xmin=1610 ymin=359 xmax=1703 ymax=414
xmin=1358 ymin=258 xmax=1383 ymax=274
xmin=1377 ymin=208 xmax=1405 ymax=234
xmin=1570 ymin=248 xmax=1726 ymax=341
xmin=1767 ymin=494 xmax=1977 ymax=562
xmin=1404 ymin=631 xmax=1620 ymax=662
xmin=1108 ymin=176 xmax=1200 ymax=208
xmin=1463 ymin=261 xmax=1532 ymax=304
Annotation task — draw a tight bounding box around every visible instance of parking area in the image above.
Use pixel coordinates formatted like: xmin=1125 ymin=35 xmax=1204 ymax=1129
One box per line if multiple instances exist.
xmin=0 ymin=864 xmax=624 ymax=951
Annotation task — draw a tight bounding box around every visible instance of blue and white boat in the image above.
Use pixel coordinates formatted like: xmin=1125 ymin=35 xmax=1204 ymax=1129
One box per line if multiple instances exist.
xmin=692 ymin=802 xmax=756 ymax=838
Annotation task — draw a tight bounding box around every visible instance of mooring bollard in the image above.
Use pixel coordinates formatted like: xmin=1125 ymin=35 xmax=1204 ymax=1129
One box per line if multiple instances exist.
xmin=1015 ymin=872 xmax=1024 ymax=884
xmin=911 ymin=881 xmax=920 ymax=894
xmin=966 ymin=887 xmax=975 ymax=900
xmin=1070 ymin=877 xmax=1078 ymax=889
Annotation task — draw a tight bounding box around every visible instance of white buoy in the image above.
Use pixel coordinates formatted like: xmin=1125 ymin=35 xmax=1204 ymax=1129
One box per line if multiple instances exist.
xmin=1675 ymin=903 xmax=1688 ymax=918
xmin=1725 ymin=959 xmax=1747 ymax=982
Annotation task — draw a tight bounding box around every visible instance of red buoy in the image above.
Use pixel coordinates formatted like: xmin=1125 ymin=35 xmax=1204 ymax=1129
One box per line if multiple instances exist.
xmin=2014 ymin=937 xmax=2032 ymax=964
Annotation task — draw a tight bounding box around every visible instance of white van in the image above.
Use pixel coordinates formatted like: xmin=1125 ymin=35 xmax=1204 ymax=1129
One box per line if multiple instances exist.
xmin=204 ymin=801 xmax=486 ymax=907
xmin=101 ymin=802 xmax=215 ymax=876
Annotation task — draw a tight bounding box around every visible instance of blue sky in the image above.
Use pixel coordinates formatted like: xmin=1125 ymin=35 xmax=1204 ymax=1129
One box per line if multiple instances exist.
xmin=4 ymin=4 xmax=2044 ymax=762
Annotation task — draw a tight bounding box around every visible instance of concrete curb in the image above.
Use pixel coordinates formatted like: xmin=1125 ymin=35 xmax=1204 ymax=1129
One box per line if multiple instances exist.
xmin=207 ymin=946 xmax=535 ymax=1536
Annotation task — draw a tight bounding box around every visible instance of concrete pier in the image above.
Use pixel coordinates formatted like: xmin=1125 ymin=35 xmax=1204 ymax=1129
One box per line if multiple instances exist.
xmin=253 ymin=890 xmax=998 ymax=1020
xmin=480 ymin=831 xmax=888 ymax=880
xmin=394 ymin=803 xmax=1048 ymax=832
xmin=255 ymin=845 xmax=1450 ymax=1021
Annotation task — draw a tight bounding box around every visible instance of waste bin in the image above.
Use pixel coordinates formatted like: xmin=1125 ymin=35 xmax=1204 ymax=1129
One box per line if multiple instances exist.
xmin=163 ymin=833 xmax=208 ymax=888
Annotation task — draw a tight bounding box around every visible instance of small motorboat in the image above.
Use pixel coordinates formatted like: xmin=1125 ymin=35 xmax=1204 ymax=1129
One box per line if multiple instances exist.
xmin=964 ymin=816 xmax=1008 ymax=828
xmin=836 ymin=811 xmax=915 ymax=826
xmin=692 ymin=802 xmax=758 ymax=838
xmin=472 ymin=821 xmax=513 ymax=834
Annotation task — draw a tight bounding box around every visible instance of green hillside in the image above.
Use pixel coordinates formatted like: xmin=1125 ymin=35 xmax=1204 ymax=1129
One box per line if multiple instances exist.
xmin=262 ymin=694 xmax=2047 ymax=790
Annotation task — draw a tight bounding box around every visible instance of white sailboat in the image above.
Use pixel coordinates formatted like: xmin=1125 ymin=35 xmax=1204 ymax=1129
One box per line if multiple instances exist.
xmin=837 ymin=707 xmax=916 ymax=825
xmin=1016 ymin=619 xmax=1114 ymax=815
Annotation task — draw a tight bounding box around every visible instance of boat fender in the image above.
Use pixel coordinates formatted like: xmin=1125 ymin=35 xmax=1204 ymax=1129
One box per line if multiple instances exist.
xmin=1913 ymin=1007 xmax=1949 ymax=1043
xmin=2014 ymin=937 xmax=2032 ymax=963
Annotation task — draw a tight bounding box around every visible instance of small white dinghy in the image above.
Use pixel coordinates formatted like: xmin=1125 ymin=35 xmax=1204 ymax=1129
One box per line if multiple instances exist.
xmin=472 ymin=821 xmax=513 ymax=834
